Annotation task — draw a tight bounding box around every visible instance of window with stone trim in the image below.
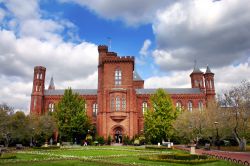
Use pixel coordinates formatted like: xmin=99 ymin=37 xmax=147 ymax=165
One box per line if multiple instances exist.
xmin=115 ymin=69 xmax=122 ymax=85
xmin=176 ymin=101 xmax=182 ymax=110
xmin=48 ymin=103 xmax=55 ymax=112
xmin=122 ymin=97 xmax=126 ymax=111
xmin=142 ymin=102 xmax=148 ymax=115
xmin=188 ymin=101 xmax=193 ymax=112
xmin=116 ymin=96 xmax=120 ymax=111
xmin=93 ymin=103 xmax=98 ymax=116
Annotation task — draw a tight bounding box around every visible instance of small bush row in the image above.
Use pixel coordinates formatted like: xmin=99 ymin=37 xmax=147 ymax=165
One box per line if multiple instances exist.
xmin=140 ymin=156 xmax=218 ymax=165
xmin=32 ymin=146 xmax=60 ymax=150
xmin=0 ymin=153 xmax=17 ymax=159
xmin=158 ymin=154 xmax=208 ymax=160
xmin=145 ymin=145 xmax=170 ymax=150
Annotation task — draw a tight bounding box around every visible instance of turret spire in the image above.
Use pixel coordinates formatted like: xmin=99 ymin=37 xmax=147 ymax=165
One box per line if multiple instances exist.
xmin=48 ymin=76 xmax=55 ymax=90
xmin=205 ymin=65 xmax=213 ymax=74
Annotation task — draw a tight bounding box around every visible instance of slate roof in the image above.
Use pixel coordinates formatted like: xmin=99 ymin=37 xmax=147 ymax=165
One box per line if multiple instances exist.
xmin=135 ymin=88 xmax=202 ymax=95
xmin=45 ymin=88 xmax=201 ymax=96
xmin=133 ymin=71 xmax=143 ymax=81
xmin=44 ymin=89 xmax=97 ymax=96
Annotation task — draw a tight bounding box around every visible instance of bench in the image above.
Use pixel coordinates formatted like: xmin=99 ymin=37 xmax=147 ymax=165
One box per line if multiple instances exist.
xmin=204 ymin=143 xmax=210 ymax=150
xmin=16 ymin=144 xmax=23 ymax=149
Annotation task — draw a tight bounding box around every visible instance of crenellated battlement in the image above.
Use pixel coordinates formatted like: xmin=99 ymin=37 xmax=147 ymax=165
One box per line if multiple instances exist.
xmin=34 ymin=66 xmax=46 ymax=70
xmin=98 ymin=45 xmax=108 ymax=53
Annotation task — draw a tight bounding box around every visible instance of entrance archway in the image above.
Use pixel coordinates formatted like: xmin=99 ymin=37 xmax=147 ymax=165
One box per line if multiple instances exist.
xmin=114 ymin=127 xmax=123 ymax=143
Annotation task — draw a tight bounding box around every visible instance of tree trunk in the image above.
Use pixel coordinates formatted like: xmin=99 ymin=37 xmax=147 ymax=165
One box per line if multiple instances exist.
xmin=233 ymin=130 xmax=247 ymax=151
xmin=239 ymin=138 xmax=247 ymax=151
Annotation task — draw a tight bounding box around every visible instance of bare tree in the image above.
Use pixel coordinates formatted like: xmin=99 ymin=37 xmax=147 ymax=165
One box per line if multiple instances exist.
xmin=220 ymin=80 xmax=250 ymax=151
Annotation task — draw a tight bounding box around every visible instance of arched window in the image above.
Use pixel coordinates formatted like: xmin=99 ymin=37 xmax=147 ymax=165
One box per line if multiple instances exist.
xmin=142 ymin=102 xmax=148 ymax=115
xmin=93 ymin=103 xmax=98 ymax=116
xmin=36 ymin=73 xmax=39 ymax=79
xmin=39 ymin=73 xmax=43 ymax=79
xmin=48 ymin=103 xmax=55 ymax=112
xmin=122 ymin=97 xmax=126 ymax=111
xmin=115 ymin=69 xmax=122 ymax=85
xmin=116 ymin=96 xmax=120 ymax=111
xmin=35 ymin=85 xmax=38 ymax=92
xmin=176 ymin=101 xmax=182 ymax=110
xmin=198 ymin=101 xmax=203 ymax=111
xmin=188 ymin=101 xmax=193 ymax=112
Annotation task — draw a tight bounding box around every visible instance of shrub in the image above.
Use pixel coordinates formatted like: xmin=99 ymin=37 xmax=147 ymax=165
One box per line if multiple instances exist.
xmin=107 ymin=135 xmax=112 ymax=145
xmin=32 ymin=146 xmax=60 ymax=150
xmin=145 ymin=145 xmax=169 ymax=150
xmin=96 ymin=136 xmax=105 ymax=145
xmin=134 ymin=139 xmax=140 ymax=146
xmin=139 ymin=153 xmax=218 ymax=164
xmin=123 ymin=135 xmax=132 ymax=145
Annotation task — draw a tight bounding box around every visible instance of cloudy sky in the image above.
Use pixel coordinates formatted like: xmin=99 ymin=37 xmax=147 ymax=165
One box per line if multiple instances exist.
xmin=0 ymin=0 xmax=249 ymax=113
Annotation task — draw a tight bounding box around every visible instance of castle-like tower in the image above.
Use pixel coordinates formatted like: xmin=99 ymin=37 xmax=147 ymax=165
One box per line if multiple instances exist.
xmin=30 ymin=45 xmax=215 ymax=141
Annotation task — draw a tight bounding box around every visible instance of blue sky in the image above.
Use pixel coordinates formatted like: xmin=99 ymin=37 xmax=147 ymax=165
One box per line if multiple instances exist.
xmin=0 ymin=0 xmax=249 ymax=111
xmin=41 ymin=0 xmax=157 ymax=78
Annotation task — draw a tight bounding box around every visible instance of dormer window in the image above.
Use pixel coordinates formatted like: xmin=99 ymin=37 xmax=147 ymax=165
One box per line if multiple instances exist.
xmin=115 ymin=69 xmax=122 ymax=85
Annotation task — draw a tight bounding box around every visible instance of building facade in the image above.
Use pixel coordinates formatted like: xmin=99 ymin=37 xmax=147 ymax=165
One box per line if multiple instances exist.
xmin=30 ymin=45 xmax=215 ymax=142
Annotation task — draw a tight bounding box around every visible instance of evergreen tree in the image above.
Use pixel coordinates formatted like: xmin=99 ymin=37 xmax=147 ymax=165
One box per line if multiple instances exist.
xmin=53 ymin=88 xmax=91 ymax=142
xmin=144 ymin=89 xmax=178 ymax=144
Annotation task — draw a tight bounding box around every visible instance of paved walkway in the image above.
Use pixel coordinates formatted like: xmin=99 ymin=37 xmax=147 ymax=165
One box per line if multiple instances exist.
xmin=175 ymin=145 xmax=250 ymax=165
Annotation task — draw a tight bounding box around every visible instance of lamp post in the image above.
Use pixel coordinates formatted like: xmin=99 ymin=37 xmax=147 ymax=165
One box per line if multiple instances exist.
xmin=214 ymin=122 xmax=220 ymax=150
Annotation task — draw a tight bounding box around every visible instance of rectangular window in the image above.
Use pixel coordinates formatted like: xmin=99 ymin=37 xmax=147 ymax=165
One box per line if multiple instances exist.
xmin=115 ymin=70 xmax=122 ymax=85
xmin=116 ymin=97 xmax=120 ymax=111
xmin=122 ymin=97 xmax=126 ymax=111
xmin=93 ymin=103 xmax=98 ymax=116
xmin=111 ymin=98 xmax=114 ymax=111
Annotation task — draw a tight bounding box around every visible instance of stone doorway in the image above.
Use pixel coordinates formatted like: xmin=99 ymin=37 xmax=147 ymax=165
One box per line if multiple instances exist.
xmin=114 ymin=128 xmax=123 ymax=144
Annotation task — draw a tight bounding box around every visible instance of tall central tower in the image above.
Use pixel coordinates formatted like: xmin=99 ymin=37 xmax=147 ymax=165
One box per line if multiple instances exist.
xmin=97 ymin=45 xmax=137 ymax=140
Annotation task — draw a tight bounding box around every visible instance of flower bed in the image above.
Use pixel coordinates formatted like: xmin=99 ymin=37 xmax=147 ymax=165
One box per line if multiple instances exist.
xmin=139 ymin=153 xmax=218 ymax=164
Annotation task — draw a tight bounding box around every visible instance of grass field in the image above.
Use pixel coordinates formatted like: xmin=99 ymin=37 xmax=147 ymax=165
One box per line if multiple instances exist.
xmin=0 ymin=146 xmax=241 ymax=166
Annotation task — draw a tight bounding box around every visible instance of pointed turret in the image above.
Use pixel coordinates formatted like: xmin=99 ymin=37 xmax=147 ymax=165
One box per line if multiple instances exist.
xmin=204 ymin=65 xmax=215 ymax=100
xmin=48 ymin=77 xmax=55 ymax=90
xmin=190 ymin=61 xmax=204 ymax=90
xmin=205 ymin=65 xmax=213 ymax=74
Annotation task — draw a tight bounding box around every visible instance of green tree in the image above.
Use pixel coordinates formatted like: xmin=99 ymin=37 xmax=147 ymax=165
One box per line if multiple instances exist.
xmin=29 ymin=114 xmax=57 ymax=146
xmin=11 ymin=111 xmax=31 ymax=145
xmin=144 ymin=88 xmax=178 ymax=144
xmin=0 ymin=103 xmax=14 ymax=147
xmin=53 ymin=88 xmax=91 ymax=142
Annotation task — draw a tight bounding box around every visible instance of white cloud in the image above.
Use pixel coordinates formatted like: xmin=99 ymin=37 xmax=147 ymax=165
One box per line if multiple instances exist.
xmin=59 ymin=0 xmax=175 ymax=26
xmin=145 ymin=62 xmax=250 ymax=95
xmin=0 ymin=0 xmax=98 ymax=111
xmin=152 ymin=0 xmax=250 ymax=70
xmin=139 ymin=39 xmax=151 ymax=56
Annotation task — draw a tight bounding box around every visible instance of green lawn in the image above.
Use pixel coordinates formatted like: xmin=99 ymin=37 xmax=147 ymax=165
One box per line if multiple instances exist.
xmin=0 ymin=146 xmax=241 ymax=166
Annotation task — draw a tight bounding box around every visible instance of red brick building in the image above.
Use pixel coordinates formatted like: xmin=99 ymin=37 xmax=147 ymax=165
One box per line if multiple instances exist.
xmin=30 ymin=45 xmax=215 ymax=142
